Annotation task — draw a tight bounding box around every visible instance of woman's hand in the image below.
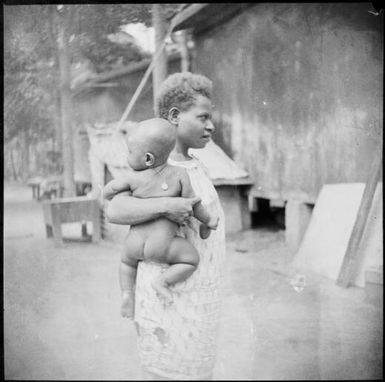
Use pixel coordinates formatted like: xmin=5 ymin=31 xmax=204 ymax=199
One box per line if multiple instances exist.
xmin=163 ymin=196 xmax=201 ymax=225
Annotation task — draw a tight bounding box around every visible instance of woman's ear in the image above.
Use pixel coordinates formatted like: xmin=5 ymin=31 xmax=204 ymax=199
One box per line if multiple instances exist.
xmin=145 ymin=152 xmax=155 ymax=167
xmin=168 ymin=107 xmax=180 ymax=125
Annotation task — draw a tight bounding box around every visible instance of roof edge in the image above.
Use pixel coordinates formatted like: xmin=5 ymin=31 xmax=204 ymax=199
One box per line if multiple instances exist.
xmin=72 ymin=51 xmax=181 ymax=97
xmin=171 ymin=3 xmax=255 ymax=34
xmin=171 ymin=4 xmax=209 ymax=31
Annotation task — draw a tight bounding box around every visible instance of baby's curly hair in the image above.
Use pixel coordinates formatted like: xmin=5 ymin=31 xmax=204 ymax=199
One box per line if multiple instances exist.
xmin=155 ymin=72 xmax=213 ymax=119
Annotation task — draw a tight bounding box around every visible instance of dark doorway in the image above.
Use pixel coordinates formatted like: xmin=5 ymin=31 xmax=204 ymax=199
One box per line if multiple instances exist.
xmin=251 ymin=198 xmax=285 ymax=230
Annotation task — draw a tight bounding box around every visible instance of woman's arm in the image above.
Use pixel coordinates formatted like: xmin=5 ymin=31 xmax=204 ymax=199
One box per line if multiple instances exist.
xmin=105 ymin=192 xmax=202 ymax=226
xmin=103 ymin=178 xmax=132 ymax=201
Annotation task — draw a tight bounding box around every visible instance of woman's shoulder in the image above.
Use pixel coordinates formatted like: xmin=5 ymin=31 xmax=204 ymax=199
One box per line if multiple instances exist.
xmin=166 ymin=163 xmax=189 ymax=180
xmin=168 ymin=156 xmax=198 ymax=169
xmin=189 ymin=154 xmax=210 ymax=176
xmin=168 ymin=155 xmax=211 ymax=179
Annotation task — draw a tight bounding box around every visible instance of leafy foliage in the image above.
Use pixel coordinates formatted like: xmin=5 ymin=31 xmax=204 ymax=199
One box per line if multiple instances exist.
xmin=69 ymin=4 xmax=182 ymax=72
xmin=71 ymin=32 xmax=146 ymax=73
xmin=68 ymin=4 xmax=150 ymax=72
xmin=4 ymin=3 xmax=183 ymax=180
xmin=4 ymin=5 xmax=57 ymax=143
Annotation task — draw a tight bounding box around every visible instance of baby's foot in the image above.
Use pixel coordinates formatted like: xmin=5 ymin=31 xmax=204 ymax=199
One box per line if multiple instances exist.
xmin=199 ymin=223 xmax=211 ymax=239
xmin=152 ymin=277 xmax=173 ymax=304
xmin=121 ymin=290 xmax=135 ymax=319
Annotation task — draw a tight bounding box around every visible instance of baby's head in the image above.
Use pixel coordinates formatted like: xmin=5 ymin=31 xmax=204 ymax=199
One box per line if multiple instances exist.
xmin=125 ymin=118 xmax=176 ymax=171
xmin=155 ymin=72 xmax=213 ymax=120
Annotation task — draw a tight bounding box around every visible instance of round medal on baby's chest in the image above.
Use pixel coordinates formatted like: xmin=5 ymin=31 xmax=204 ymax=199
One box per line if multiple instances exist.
xmin=152 ymin=165 xmax=169 ymax=191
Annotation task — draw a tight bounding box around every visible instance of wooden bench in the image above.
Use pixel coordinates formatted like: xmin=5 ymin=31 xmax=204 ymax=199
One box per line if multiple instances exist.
xmin=28 ymin=176 xmax=63 ymax=200
xmin=27 ymin=177 xmax=44 ymax=200
xmin=42 ymin=176 xmax=64 ymax=199
xmin=29 ymin=176 xmax=92 ymax=201
xmin=42 ymin=197 xmax=101 ymax=246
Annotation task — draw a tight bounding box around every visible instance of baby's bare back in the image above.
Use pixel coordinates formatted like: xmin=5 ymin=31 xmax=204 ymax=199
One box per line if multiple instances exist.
xmin=131 ymin=165 xmax=184 ymax=199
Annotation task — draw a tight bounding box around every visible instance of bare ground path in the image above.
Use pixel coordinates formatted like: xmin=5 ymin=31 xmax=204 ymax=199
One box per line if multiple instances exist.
xmin=4 ymin=184 xmax=141 ymax=380
xmin=3 ymin=182 xmax=383 ymax=380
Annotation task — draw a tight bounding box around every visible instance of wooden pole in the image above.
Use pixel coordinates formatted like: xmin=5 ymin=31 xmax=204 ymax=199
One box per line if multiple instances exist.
xmin=336 ymin=148 xmax=382 ymax=287
xmin=176 ymin=30 xmax=189 ymax=72
xmin=115 ymin=5 xmax=183 ymax=130
xmin=116 ymin=44 xmax=166 ymax=131
xmin=56 ymin=6 xmax=76 ymax=197
xmin=152 ymin=4 xmax=168 ymax=102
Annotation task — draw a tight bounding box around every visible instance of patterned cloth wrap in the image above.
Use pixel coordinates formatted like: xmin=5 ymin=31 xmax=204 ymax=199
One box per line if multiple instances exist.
xmin=134 ymin=156 xmax=226 ymax=380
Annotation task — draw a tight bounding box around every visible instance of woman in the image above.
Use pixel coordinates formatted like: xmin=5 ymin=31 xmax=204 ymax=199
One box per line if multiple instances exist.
xmin=106 ymin=72 xmax=226 ymax=380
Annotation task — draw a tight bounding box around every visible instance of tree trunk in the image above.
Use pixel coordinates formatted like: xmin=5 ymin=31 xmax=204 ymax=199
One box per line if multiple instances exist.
xmin=21 ymin=127 xmax=29 ymax=183
xmin=57 ymin=8 xmax=76 ymax=197
xmin=152 ymin=4 xmax=168 ymax=103
xmin=48 ymin=6 xmax=63 ymax=156
xmin=55 ymin=89 xmax=63 ymax=154
xmin=10 ymin=146 xmax=19 ymax=181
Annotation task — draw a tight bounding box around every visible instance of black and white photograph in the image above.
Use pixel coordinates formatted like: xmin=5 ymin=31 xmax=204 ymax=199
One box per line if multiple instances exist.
xmin=3 ymin=2 xmax=383 ymax=380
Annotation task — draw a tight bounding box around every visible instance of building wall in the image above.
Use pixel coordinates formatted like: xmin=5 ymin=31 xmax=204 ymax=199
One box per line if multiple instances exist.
xmin=73 ymin=57 xmax=182 ymax=125
xmin=193 ymin=3 xmax=383 ymax=203
xmin=72 ymin=57 xmax=182 ymax=188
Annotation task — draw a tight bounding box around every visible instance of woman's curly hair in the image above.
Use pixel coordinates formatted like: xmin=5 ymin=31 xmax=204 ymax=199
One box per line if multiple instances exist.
xmin=155 ymin=72 xmax=213 ymax=119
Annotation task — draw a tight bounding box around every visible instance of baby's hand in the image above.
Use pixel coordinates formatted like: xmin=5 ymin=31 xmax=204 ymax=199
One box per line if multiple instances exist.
xmin=199 ymin=215 xmax=219 ymax=239
xmin=199 ymin=224 xmax=211 ymax=239
xmin=206 ymin=214 xmax=219 ymax=230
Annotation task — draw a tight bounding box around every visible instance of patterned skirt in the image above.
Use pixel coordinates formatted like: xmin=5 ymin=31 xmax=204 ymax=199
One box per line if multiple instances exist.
xmin=134 ymin=260 xmax=223 ymax=380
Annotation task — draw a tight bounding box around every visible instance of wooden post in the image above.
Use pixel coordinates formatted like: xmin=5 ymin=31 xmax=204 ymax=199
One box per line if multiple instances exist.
xmin=152 ymin=4 xmax=168 ymax=103
xmin=336 ymin=149 xmax=382 ymax=287
xmin=177 ymin=30 xmax=189 ymax=72
xmin=56 ymin=6 xmax=76 ymax=197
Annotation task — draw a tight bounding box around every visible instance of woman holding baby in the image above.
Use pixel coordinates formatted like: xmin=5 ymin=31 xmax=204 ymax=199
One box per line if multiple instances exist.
xmin=106 ymin=72 xmax=226 ymax=380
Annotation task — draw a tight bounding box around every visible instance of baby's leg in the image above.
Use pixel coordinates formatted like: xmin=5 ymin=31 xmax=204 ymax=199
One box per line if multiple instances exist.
xmin=152 ymin=237 xmax=199 ymax=303
xmin=120 ymin=231 xmax=144 ymax=319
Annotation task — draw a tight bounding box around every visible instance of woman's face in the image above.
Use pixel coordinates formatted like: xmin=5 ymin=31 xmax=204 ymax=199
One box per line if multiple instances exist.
xmin=176 ymin=95 xmax=215 ymax=151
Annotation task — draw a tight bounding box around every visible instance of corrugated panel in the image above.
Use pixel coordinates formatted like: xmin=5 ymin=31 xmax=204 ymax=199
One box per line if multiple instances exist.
xmin=193 ymin=3 xmax=383 ymax=203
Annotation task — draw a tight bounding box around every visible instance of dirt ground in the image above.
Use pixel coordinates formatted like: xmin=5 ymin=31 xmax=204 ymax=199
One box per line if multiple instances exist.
xmin=3 ymin=182 xmax=383 ymax=380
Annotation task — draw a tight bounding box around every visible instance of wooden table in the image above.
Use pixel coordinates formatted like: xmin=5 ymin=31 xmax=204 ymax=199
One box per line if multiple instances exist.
xmin=42 ymin=197 xmax=101 ymax=246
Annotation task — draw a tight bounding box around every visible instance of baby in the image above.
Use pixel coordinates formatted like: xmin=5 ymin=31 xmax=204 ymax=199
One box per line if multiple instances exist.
xmin=103 ymin=118 xmax=219 ymax=318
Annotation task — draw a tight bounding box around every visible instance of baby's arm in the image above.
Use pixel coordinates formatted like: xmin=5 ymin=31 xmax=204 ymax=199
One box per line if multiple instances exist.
xmin=103 ymin=177 xmax=134 ymax=201
xmin=179 ymin=169 xmax=218 ymax=229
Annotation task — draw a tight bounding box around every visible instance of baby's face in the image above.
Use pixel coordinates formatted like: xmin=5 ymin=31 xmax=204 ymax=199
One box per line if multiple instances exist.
xmin=125 ymin=136 xmax=148 ymax=171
